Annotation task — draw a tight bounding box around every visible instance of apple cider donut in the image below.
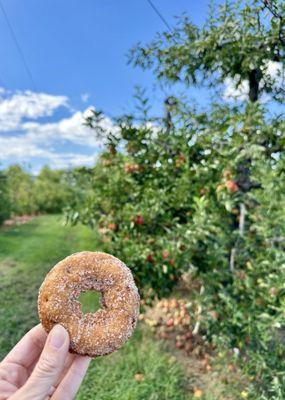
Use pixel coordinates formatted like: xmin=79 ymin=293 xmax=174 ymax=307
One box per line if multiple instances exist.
xmin=38 ymin=251 xmax=140 ymax=357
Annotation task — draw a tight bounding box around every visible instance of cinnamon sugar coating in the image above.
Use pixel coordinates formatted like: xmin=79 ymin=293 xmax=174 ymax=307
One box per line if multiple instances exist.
xmin=38 ymin=252 xmax=140 ymax=357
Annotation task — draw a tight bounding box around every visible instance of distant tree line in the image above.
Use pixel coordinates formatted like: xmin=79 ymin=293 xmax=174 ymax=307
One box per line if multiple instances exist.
xmin=0 ymin=165 xmax=74 ymax=224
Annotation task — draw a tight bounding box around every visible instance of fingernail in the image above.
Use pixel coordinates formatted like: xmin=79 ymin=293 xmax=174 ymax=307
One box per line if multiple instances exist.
xmin=48 ymin=324 xmax=67 ymax=349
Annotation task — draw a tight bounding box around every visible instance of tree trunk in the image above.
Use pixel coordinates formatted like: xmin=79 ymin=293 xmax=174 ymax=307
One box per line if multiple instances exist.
xmin=248 ymin=69 xmax=261 ymax=102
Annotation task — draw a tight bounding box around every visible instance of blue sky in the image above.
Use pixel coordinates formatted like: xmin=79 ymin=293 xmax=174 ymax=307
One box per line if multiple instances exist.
xmin=0 ymin=0 xmax=211 ymax=110
xmin=0 ymin=0 xmax=281 ymax=172
xmin=0 ymin=0 xmax=216 ymax=173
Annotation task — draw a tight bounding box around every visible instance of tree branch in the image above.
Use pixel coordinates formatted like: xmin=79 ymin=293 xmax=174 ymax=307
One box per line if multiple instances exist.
xmin=239 ymin=203 xmax=246 ymax=236
xmin=230 ymin=247 xmax=236 ymax=272
xmin=263 ymin=0 xmax=285 ymax=46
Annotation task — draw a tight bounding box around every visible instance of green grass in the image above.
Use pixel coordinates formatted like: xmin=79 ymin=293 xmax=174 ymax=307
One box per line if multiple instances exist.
xmin=78 ymin=327 xmax=187 ymax=400
xmin=0 ymin=214 xmax=97 ymax=354
xmin=0 ymin=215 xmax=190 ymax=399
xmin=78 ymin=290 xmax=101 ymax=314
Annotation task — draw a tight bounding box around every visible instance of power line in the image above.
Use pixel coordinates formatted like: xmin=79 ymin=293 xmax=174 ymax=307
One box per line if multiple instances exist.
xmin=146 ymin=0 xmax=174 ymax=33
xmin=0 ymin=0 xmax=37 ymax=91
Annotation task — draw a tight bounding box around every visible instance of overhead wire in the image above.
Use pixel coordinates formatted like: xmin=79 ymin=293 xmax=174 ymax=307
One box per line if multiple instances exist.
xmin=146 ymin=0 xmax=174 ymax=33
xmin=0 ymin=0 xmax=37 ymax=91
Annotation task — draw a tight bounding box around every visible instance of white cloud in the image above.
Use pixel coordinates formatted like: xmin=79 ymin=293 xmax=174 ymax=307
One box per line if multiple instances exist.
xmin=0 ymin=129 xmax=97 ymax=170
xmin=263 ymin=60 xmax=284 ymax=87
xmin=81 ymin=93 xmax=90 ymax=103
xmin=22 ymin=111 xmax=99 ymax=147
xmin=223 ymin=61 xmax=284 ymax=101
xmin=0 ymin=121 xmax=99 ymax=170
xmin=0 ymin=89 xmax=69 ymax=131
xmin=0 ymin=88 xmax=117 ymax=171
xmin=223 ymin=77 xmax=249 ymax=101
xmin=21 ymin=108 xmax=115 ymax=148
xmin=0 ymin=134 xmax=51 ymax=159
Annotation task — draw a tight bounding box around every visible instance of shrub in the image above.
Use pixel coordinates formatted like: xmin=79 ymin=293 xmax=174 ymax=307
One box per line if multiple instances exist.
xmin=4 ymin=165 xmax=74 ymax=217
xmin=0 ymin=172 xmax=11 ymax=224
xmin=5 ymin=165 xmax=37 ymax=216
xmin=33 ymin=166 xmax=73 ymax=213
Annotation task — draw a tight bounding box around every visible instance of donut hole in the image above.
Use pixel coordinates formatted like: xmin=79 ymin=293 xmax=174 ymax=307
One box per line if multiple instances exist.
xmin=78 ymin=290 xmax=101 ymax=314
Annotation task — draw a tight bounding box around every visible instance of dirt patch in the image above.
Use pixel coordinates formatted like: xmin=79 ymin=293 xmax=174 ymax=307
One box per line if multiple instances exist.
xmin=2 ymin=215 xmax=35 ymax=228
xmin=142 ymin=295 xmax=247 ymax=399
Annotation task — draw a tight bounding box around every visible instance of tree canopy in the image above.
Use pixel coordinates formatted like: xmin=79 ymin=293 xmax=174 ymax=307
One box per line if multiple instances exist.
xmin=129 ymin=0 xmax=285 ymax=102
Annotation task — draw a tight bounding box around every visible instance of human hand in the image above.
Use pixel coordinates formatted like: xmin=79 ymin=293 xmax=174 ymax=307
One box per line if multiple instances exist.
xmin=0 ymin=324 xmax=91 ymax=400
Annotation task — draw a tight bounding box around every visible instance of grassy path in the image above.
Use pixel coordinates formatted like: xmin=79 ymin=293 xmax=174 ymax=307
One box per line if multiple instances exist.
xmin=0 ymin=215 xmax=190 ymax=399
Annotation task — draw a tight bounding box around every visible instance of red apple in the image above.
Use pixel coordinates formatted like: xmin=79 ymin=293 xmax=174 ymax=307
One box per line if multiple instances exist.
xmin=166 ymin=318 xmax=174 ymax=327
xmin=225 ymin=180 xmax=238 ymax=193
xmin=108 ymin=222 xmax=117 ymax=231
xmin=136 ymin=215 xmax=143 ymax=225
xmin=162 ymin=250 xmax=169 ymax=259
xmin=146 ymin=254 xmax=154 ymax=263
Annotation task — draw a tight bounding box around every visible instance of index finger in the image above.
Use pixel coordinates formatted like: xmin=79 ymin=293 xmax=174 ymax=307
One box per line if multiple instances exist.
xmin=2 ymin=324 xmax=48 ymax=368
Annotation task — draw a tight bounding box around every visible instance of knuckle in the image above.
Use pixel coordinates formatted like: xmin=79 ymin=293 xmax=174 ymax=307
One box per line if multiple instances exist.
xmin=36 ymin=354 xmax=58 ymax=376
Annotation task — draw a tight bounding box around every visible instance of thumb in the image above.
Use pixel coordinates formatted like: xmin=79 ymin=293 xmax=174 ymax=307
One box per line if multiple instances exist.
xmin=16 ymin=324 xmax=70 ymax=400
